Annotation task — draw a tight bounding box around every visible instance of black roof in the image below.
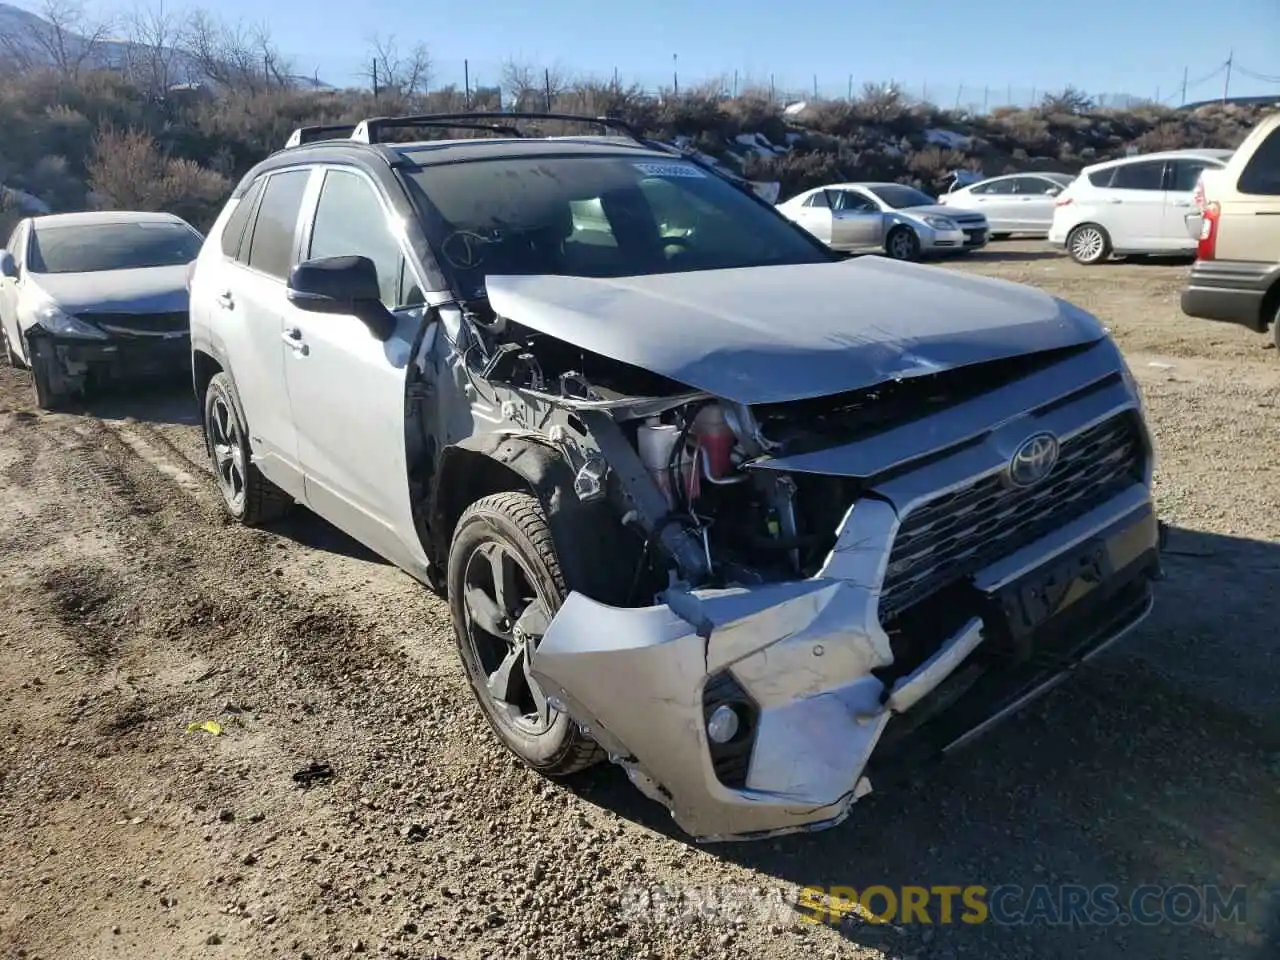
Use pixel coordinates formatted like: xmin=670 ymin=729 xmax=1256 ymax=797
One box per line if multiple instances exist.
xmin=233 ymin=135 xmax=682 ymax=198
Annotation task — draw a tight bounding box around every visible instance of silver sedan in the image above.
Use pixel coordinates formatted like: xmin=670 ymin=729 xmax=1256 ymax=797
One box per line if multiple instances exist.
xmin=939 ymin=172 xmax=1075 ymax=237
xmin=777 ymin=182 xmax=989 ymax=260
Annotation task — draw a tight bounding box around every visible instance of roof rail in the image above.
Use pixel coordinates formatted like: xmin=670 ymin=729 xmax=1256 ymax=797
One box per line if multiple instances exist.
xmin=349 ymin=111 xmax=645 ymax=145
xmin=285 ymin=123 xmax=359 ymax=148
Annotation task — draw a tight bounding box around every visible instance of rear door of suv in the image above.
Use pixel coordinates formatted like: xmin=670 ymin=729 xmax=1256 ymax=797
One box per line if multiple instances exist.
xmin=194 ymin=169 xmax=311 ymax=500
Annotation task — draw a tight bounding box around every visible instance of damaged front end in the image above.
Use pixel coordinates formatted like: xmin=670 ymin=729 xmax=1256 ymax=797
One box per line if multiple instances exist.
xmin=26 ymin=310 xmax=191 ymax=402
xmin=463 ymin=296 xmax=1160 ymax=842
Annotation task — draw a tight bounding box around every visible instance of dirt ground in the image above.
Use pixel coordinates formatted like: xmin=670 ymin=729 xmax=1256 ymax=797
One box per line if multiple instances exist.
xmin=1 ymin=240 xmax=1277 ymax=960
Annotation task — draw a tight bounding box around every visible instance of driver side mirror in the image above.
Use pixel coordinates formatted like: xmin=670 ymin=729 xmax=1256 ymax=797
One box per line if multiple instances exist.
xmin=1046 ymin=186 xmax=1063 ymax=196
xmin=287 ymin=255 xmax=395 ymax=341
xmin=0 ymin=250 xmax=17 ymax=279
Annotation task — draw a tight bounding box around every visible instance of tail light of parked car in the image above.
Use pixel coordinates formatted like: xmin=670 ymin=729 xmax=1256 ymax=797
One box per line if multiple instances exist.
xmin=1054 ymin=195 xmax=1073 ymax=207
xmin=1197 ymin=201 xmax=1220 ymax=260
xmin=1192 ymin=175 xmax=1206 ymax=212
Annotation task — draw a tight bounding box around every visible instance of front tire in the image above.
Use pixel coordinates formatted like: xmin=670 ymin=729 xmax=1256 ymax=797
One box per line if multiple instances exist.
xmin=1 ymin=325 xmax=24 ymax=367
xmin=886 ymin=226 xmax=922 ymax=261
xmin=203 ymin=372 xmax=290 ymax=525
xmin=1067 ymin=223 xmax=1111 ymax=265
xmin=448 ymin=491 xmax=604 ymax=776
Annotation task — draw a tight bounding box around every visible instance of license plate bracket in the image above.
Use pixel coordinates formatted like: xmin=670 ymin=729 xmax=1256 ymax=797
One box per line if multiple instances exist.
xmin=997 ymin=539 xmax=1113 ymax=640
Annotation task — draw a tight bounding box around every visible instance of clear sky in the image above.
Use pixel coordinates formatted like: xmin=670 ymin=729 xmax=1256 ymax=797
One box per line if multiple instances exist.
xmin=19 ymin=0 xmax=1280 ymax=106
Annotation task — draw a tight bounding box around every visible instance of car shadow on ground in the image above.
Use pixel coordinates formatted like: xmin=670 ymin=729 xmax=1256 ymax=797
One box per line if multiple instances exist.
xmin=573 ymin=524 xmax=1280 ymax=959
xmin=965 ymin=248 xmax=1062 ymax=263
xmin=267 ymin=509 xmax=390 ymax=565
xmin=73 ymin=378 xmax=201 ymax=426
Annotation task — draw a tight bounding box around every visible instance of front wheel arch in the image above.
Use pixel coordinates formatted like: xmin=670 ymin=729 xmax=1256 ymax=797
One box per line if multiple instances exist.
xmin=425 ymin=438 xmax=639 ymax=605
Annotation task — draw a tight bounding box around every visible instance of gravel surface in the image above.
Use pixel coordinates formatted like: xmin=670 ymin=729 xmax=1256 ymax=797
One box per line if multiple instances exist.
xmin=1 ymin=240 xmax=1277 ymax=960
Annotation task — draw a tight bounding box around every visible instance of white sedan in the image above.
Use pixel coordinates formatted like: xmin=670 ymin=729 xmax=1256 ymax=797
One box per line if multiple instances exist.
xmin=776 ymin=182 xmax=989 ymax=260
xmin=938 ymin=172 xmax=1075 ymax=237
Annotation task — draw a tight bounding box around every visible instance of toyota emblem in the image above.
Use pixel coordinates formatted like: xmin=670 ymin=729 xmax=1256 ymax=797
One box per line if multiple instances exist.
xmin=1007 ymin=432 xmax=1060 ymax=488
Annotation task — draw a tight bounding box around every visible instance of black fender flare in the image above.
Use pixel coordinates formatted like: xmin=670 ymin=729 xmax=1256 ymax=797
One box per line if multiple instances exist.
xmin=428 ymin=433 xmax=637 ymax=605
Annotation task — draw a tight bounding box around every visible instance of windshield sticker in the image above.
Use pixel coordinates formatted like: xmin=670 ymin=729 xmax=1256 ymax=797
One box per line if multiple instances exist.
xmin=633 ymin=162 xmax=706 ymax=179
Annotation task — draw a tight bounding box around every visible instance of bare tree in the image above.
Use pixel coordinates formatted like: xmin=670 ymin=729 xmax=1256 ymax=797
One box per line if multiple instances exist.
xmin=121 ymin=1 xmax=185 ymax=95
xmin=0 ymin=0 xmax=114 ymax=80
xmin=1040 ymin=86 xmax=1094 ymax=115
xmin=363 ymin=34 xmax=431 ymax=98
xmin=179 ymin=10 xmax=291 ymax=94
xmin=500 ymin=58 xmax=568 ymax=110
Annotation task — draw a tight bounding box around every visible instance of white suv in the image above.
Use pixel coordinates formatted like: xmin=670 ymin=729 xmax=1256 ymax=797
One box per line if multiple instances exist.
xmin=186 ymin=112 xmax=1162 ymax=843
xmin=1049 ymin=148 xmax=1234 ymax=264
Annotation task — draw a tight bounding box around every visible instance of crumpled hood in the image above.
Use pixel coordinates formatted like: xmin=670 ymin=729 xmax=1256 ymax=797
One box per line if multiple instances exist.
xmin=485 ymin=258 xmax=1105 ymax=405
xmin=29 ymin=264 xmax=190 ymax=314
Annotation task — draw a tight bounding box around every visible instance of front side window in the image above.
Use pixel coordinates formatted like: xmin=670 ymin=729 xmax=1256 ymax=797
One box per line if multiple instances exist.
xmin=245 ymin=169 xmax=310 ymax=281
xmin=973 ymin=179 xmax=1014 ymax=195
xmin=26 ymin=220 xmax=203 ymax=274
xmin=308 ymin=169 xmax=411 ymax=307
xmin=404 ymin=155 xmax=832 ymax=298
xmin=833 ymin=191 xmax=877 ymax=213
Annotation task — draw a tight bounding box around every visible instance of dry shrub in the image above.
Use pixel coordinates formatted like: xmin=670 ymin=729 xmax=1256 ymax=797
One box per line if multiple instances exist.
xmin=87 ymin=127 xmax=229 ymax=228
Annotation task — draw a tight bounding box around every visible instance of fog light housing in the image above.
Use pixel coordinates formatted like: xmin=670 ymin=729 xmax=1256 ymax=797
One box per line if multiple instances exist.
xmin=706 ymin=704 xmax=741 ymax=744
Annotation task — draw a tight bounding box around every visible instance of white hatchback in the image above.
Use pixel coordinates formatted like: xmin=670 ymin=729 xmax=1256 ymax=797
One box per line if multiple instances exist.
xmin=1048 ymin=148 xmax=1234 ymax=264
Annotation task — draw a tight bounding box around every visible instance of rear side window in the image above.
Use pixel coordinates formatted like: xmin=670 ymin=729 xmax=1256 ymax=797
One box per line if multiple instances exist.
xmin=1110 ymin=161 xmax=1165 ymax=191
xmin=246 ymin=170 xmax=310 ymax=280
xmin=1238 ymin=127 xmax=1280 ymax=196
xmin=1088 ymin=168 xmax=1115 ymax=188
xmin=804 ymin=191 xmax=830 ymax=209
xmin=220 ymin=178 xmax=265 ymax=259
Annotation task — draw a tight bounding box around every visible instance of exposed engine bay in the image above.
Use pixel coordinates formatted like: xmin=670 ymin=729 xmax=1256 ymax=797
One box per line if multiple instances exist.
xmin=465 ymin=304 xmax=870 ymax=594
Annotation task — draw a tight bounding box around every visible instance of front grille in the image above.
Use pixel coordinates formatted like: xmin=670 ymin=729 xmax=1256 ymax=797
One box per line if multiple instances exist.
xmin=77 ymin=311 xmax=188 ymax=335
xmin=878 ymin=414 xmax=1144 ymax=620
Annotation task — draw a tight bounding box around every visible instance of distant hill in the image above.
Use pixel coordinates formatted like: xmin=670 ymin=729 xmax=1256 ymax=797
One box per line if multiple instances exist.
xmin=0 ymin=1 xmax=332 ymax=90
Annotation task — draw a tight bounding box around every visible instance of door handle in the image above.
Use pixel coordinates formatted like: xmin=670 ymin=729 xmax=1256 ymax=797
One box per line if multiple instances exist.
xmin=1172 ymin=200 xmax=1191 ymax=208
xmin=1019 ymin=196 xmax=1033 ymax=201
xmin=282 ymin=327 xmax=309 ymax=355
xmin=216 ymin=291 xmax=234 ymax=309
xmin=1108 ymin=198 xmax=1124 ymax=204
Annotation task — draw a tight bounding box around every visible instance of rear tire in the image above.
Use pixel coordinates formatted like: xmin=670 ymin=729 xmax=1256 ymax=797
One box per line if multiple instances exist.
xmin=1067 ymin=223 xmax=1111 ymax=265
xmin=202 ymin=372 xmax=290 ymax=525
xmin=448 ymin=491 xmax=605 ymax=776
xmin=886 ymin=226 xmax=922 ymax=261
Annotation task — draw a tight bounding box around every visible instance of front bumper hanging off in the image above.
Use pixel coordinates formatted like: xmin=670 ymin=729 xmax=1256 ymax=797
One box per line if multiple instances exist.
xmin=26 ymin=326 xmax=191 ymax=399
xmin=531 ymin=489 xmax=1162 ymax=843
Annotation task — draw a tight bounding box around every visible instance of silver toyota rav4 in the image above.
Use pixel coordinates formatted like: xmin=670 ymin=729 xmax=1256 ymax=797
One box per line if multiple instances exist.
xmin=189 ymin=113 xmax=1163 ymax=842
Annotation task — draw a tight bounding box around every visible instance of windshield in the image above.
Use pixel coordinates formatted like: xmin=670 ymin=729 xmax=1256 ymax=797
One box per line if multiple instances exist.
xmin=403 ymin=155 xmax=832 ymax=298
xmin=28 ymin=220 xmax=204 ymax=274
xmin=865 ymin=184 xmax=937 ymax=209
